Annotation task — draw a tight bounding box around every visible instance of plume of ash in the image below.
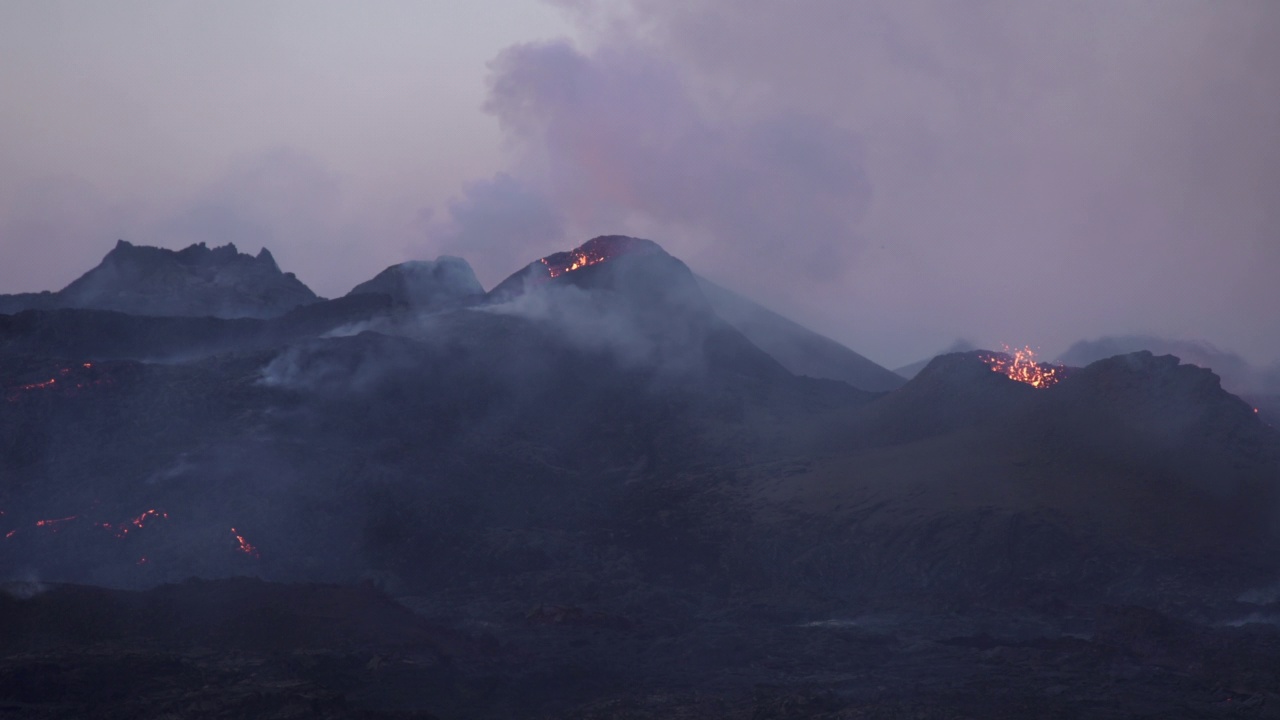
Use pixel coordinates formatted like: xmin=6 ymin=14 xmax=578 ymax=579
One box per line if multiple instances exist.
xmin=427 ymin=39 xmax=872 ymax=291
xmin=483 ymin=284 xmax=666 ymax=370
xmin=256 ymin=334 xmax=421 ymax=393
xmin=2 ymin=574 xmax=49 ymax=599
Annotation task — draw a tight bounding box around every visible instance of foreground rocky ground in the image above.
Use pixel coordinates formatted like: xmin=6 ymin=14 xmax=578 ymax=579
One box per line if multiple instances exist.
xmin=3 ymin=579 xmax=1280 ymax=719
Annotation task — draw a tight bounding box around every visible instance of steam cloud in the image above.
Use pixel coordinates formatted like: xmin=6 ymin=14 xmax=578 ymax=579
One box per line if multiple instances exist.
xmin=431 ymin=0 xmax=1280 ymax=367
xmin=433 ymin=39 xmax=873 ymax=291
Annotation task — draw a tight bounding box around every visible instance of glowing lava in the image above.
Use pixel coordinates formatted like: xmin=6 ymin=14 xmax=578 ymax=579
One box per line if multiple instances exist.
xmin=5 ymin=362 xmax=111 ymax=402
xmin=34 ymin=515 xmax=78 ymax=532
xmin=97 ymin=509 xmax=169 ymax=538
xmin=982 ymin=345 xmax=1061 ymax=389
xmin=3 ymin=507 xmax=170 ymax=542
xmin=538 ymin=236 xmax=658 ymax=279
xmin=231 ymin=527 xmax=260 ymax=558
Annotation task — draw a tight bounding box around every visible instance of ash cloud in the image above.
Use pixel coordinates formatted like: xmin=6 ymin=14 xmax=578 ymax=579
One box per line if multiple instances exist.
xmin=451 ymin=0 xmax=1280 ymax=369
xmin=429 ymin=173 xmax=566 ymax=287
xmin=473 ymin=39 xmax=873 ymax=287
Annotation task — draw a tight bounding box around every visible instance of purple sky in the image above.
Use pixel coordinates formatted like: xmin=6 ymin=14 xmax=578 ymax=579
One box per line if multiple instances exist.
xmin=2 ymin=1 xmax=1278 ymax=368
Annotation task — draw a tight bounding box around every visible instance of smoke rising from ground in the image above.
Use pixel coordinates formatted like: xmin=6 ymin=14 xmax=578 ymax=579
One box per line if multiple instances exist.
xmin=441 ymin=39 xmax=873 ymax=290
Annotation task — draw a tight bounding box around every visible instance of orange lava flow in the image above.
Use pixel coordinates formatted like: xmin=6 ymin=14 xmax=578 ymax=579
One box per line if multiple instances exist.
xmin=5 ymin=362 xmax=111 ymax=402
xmin=982 ymin=345 xmax=1060 ymax=389
xmin=1 ymin=506 xmax=171 ymax=541
xmin=537 ymin=236 xmax=656 ymax=279
xmin=34 ymin=515 xmax=78 ymax=531
xmin=97 ymin=508 xmax=169 ymax=538
xmin=129 ymin=509 xmax=168 ymax=528
xmin=231 ymin=527 xmax=260 ymax=558
xmin=541 ymin=249 xmax=609 ymax=278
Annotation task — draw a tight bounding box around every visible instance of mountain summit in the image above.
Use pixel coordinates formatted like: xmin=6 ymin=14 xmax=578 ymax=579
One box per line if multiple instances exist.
xmin=486 ymin=235 xmax=665 ymax=302
xmin=0 ymin=240 xmax=318 ymax=318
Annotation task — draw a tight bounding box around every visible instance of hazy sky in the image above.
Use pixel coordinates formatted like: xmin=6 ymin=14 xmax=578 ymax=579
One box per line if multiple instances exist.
xmin=2 ymin=0 xmax=1277 ymax=368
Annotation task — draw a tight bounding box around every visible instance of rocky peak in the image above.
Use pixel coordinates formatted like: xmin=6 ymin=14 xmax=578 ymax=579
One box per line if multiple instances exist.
xmin=2 ymin=240 xmax=320 ymax=319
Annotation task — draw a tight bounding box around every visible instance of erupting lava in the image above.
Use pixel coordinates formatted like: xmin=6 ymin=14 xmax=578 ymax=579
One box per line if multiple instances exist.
xmin=34 ymin=515 xmax=78 ymax=532
xmin=5 ymin=362 xmax=111 ymax=402
xmin=96 ymin=509 xmax=169 ymax=538
xmin=3 ymin=507 xmax=170 ymax=542
xmin=3 ymin=505 xmax=267 ymax=562
xmin=982 ymin=345 xmax=1061 ymax=389
xmin=231 ymin=527 xmax=260 ymax=558
xmin=538 ymin=236 xmax=658 ymax=279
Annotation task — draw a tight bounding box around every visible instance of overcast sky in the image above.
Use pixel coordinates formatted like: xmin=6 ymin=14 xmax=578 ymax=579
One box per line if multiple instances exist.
xmin=2 ymin=0 xmax=1277 ymax=368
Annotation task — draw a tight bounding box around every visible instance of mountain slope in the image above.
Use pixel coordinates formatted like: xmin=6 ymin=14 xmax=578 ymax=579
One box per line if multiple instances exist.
xmin=893 ymin=339 xmax=978 ymax=379
xmin=695 ymin=276 xmax=905 ymax=392
xmin=487 ymin=235 xmax=903 ymax=392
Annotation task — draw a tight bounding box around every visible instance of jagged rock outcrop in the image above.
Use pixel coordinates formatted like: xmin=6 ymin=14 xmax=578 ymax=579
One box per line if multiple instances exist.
xmin=345 ymin=256 xmax=483 ymax=309
xmin=0 ymin=240 xmax=319 ymax=319
xmin=1057 ymin=334 xmax=1277 ymax=395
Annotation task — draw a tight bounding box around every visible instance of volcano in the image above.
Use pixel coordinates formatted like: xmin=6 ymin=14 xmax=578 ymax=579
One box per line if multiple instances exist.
xmin=2 ymin=237 xmax=1280 ymax=718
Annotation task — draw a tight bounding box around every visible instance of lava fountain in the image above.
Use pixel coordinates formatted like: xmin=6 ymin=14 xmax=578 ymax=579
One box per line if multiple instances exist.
xmin=981 ymin=345 xmax=1061 ymax=389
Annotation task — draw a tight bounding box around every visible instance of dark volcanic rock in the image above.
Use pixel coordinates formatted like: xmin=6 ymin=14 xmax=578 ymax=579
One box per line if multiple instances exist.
xmin=0 ymin=294 xmax=396 ymax=361
xmin=0 ymin=240 xmax=319 ymax=319
xmin=346 ymin=257 xmax=483 ymax=310
xmin=858 ymin=350 xmax=1034 ymax=442
xmin=1058 ymin=334 xmax=1278 ymax=395
xmin=1042 ymin=351 xmax=1279 ymax=481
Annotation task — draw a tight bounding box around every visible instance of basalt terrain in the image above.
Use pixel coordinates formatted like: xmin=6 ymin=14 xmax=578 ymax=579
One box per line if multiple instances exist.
xmin=2 ymin=236 xmax=1279 ymax=718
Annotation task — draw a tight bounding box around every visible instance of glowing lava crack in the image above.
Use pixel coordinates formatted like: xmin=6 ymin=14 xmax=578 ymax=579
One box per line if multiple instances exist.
xmin=537 ymin=236 xmax=660 ymax=279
